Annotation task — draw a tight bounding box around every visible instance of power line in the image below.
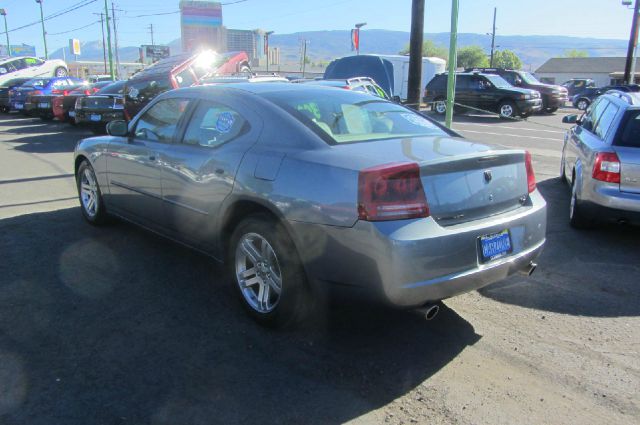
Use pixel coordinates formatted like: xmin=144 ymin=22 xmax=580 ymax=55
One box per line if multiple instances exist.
xmin=118 ymin=0 xmax=249 ymax=19
xmin=47 ymin=20 xmax=101 ymax=36
xmin=8 ymin=0 xmax=98 ymax=33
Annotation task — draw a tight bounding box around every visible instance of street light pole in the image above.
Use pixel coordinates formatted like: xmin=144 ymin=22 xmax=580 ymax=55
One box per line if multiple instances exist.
xmin=489 ymin=7 xmax=497 ymax=67
xmin=265 ymin=31 xmax=274 ymax=72
xmin=94 ymin=13 xmax=107 ymax=74
xmin=354 ymin=22 xmax=366 ymax=55
xmin=35 ymin=0 xmax=48 ymax=59
xmin=0 ymin=9 xmax=9 ymax=57
xmin=445 ymin=0 xmax=460 ymax=129
xmin=624 ymin=0 xmax=640 ymax=84
xmin=103 ymin=0 xmax=114 ymax=80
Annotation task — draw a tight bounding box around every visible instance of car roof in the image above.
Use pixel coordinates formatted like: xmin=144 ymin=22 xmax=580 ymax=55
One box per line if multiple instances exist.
xmin=172 ymin=82 xmax=377 ymax=98
xmin=603 ymin=91 xmax=640 ymax=108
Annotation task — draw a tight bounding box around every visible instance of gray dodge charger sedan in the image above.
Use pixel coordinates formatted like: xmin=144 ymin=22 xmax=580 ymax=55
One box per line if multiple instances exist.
xmin=74 ymin=84 xmax=547 ymax=326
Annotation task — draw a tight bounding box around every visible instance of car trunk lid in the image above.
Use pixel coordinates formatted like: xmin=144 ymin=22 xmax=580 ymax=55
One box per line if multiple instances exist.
xmin=614 ymin=146 xmax=640 ymax=194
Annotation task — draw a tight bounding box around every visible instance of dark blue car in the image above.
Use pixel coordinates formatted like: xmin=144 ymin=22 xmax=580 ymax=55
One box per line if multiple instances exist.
xmin=9 ymin=76 xmax=85 ymax=114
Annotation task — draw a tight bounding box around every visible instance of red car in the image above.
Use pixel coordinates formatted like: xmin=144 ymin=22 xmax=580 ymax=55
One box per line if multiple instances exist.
xmin=52 ymin=81 xmax=112 ymax=123
xmin=123 ymin=50 xmax=250 ymax=119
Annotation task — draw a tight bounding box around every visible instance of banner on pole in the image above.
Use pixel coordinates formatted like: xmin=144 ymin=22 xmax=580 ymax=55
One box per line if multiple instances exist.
xmin=69 ymin=39 xmax=81 ymax=56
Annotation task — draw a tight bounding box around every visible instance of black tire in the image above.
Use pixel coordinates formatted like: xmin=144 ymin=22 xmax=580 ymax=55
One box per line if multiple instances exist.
xmin=54 ymin=66 xmax=68 ymax=77
xmin=569 ymin=176 xmax=592 ymax=229
xmin=545 ymin=106 xmax=559 ymax=113
xmin=433 ymin=97 xmax=447 ymax=115
xmin=576 ymin=98 xmax=590 ymax=111
xmin=76 ymin=160 xmax=107 ymax=225
xmin=520 ymin=112 xmax=531 ymax=119
xmin=498 ymin=100 xmax=518 ymax=120
xmin=229 ymin=214 xmax=311 ymax=327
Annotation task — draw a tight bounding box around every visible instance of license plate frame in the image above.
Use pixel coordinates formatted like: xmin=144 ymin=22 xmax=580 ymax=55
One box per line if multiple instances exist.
xmin=479 ymin=230 xmax=512 ymax=262
xmin=90 ymin=114 xmax=102 ymax=122
xmin=15 ymin=103 xmax=23 ymax=109
xmin=39 ymin=102 xmax=49 ymax=109
xmin=68 ymin=111 xmax=76 ymax=118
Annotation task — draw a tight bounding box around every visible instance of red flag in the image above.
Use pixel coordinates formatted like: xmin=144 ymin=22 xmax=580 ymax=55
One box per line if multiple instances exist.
xmin=351 ymin=29 xmax=360 ymax=51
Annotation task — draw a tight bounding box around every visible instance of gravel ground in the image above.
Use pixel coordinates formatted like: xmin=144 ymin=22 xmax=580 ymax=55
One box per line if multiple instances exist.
xmin=0 ymin=111 xmax=638 ymax=425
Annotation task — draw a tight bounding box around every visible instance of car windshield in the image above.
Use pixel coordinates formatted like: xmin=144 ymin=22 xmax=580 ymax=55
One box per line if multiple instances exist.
xmin=25 ymin=78 xmax=51 ymax=88
xmin=97 ymin=81 xmax=126 ymax=95
xmin=263 ymin=89 xmax=447 ymax=144
xmin=484 ymin=74 xmax=512 ymax=89
xmin=521 ymin=72 xmax=541 ymax=84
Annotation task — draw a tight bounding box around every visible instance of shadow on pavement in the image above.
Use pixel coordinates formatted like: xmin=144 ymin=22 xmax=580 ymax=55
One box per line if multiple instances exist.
xmin=479 ymin=177 xmax=640 ymax=317
xmin=0 ymin=207 xmax=480 ymax=425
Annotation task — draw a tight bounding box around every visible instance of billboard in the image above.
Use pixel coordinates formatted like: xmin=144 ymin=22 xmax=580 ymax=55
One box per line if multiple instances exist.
xmin=180 ymin=1 xmax=225 ymax=52
xmin=139 ymin=45 xmax=171 ymax=64
xmin=0 ymin=44 xmax=36 ymax=57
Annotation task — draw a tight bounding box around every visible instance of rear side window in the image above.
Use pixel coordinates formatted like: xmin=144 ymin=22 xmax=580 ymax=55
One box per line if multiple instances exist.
xmin=426 ymin=76 xmax=445 ymax=90
xmin=182 ymin=101 xmax=248 ymax=148
xmin=134 ymin=98 xmax=190 ymax=143
xmin=616 ymin=111 xmax=640 ymax=147
xmin=593 ymin=103 xmax=620 ymax=140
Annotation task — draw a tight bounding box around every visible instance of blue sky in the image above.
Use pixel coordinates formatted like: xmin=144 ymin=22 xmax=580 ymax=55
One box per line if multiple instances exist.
xmin=0 ymin=0 xmax=632 ymax=56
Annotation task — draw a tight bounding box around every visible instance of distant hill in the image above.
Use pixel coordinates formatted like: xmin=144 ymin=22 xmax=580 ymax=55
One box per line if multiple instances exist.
xmin=48 ymin=30 xmax=628 ymax=70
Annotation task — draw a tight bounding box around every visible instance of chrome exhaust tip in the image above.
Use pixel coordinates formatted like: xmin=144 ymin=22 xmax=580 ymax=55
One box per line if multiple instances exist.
xmin=416 ymin=303 xmax=440 ymax=321
xmin=519 ymin=262 xmax=537 ymax=277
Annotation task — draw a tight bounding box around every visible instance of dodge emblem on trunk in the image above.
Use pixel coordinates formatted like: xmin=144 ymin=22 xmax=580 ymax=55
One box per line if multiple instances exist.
xmin=484 ymin=170 xmax=492 ymax=183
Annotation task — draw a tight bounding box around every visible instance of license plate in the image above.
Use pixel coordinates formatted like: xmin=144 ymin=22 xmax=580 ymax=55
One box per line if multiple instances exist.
xmin=15 ymin=103 xmax=23 ymax=109
xmin=90 ymin=114 xmax=101 ymax=122
xmin=68 ymin=111 xmax=76 ymax=117
xmin=480 ymin=230 xmax=512 ymax=262
xmin=39 ymin=102 xmax=49 ymax=108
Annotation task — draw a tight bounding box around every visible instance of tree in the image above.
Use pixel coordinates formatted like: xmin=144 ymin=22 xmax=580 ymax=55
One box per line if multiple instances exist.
xmin=457 ymin=45 xmax=489 ymax=69
xmin=564 ymin=49 xmax=588 ymax=58
xmin=399 ymin=40 xmax=448 ymax=60
xmin=492 ymin=49 xmax=523 ymax=69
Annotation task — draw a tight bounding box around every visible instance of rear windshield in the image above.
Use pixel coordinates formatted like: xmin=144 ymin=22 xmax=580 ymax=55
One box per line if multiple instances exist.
xmin=97 ymin=81 xmax=126 ymax=95
xmin=263 ymin=89 xmax=447 ymax=144
xmin=0 ymin=78 xmax=30 ymax=89
xmin=25 ymin=78 xmax=52 ymax=88
xmin=615 ymin=110 xmax=640 ymax=148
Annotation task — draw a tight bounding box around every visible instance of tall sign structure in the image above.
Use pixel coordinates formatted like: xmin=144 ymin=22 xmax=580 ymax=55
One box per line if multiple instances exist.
xmin=180 ymin=0 xmax=226 ymax=53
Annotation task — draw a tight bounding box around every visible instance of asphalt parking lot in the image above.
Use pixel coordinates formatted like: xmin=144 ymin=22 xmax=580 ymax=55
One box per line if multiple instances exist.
xmin=0 ymin=109 xmax=639 ymax=425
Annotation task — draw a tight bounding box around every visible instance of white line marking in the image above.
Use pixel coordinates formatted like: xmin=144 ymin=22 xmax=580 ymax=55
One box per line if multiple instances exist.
xmin=457 ymin=129 xmax=561 ymax=142
xmin=454 ymin=122 xmax=566 ymax=134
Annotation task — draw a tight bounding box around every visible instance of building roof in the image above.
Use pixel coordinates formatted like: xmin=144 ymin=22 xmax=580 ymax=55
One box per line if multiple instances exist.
xmin=536 ymin=57 xmax=628 ymax=74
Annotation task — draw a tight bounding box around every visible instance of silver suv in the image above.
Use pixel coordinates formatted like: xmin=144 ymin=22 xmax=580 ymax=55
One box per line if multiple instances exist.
xmin=561 ymin=91 xmax=640 ymax=227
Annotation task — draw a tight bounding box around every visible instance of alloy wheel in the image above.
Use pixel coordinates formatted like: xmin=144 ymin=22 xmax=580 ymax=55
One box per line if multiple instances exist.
xmin=500 ymin=104 xmax=514 ymax=118
xmin=577 ymin=100 xmax=588 ymax=110
xmin=80 ymin=168 xmax=99 ymax=217
xmin=435 ymin=101 xmax=446 ymax=114
xmin=235 ymin=232 xmax=283 ymax=314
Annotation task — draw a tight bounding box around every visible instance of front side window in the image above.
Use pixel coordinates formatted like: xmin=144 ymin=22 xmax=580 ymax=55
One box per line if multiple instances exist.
xmin=265 ymin=89 xmax=447 ymax=144
xmin=182 ymin=101 xmax=248 ymax=148
xmin=582 ymin=99 xmax=608 ymax=133
xmin=134 ymin=98 xmax=190 ymax=143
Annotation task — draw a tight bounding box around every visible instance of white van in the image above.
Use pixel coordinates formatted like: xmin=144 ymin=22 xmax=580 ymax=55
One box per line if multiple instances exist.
xmin=369 ymin=54 xmax=446 ymax=101
xmin=0 ymin=56 xmax=69 ymax=86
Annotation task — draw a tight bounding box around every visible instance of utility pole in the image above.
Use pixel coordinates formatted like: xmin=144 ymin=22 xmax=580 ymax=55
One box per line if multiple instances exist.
xmin=301 ymin=39 xmax=308 ymax=77
xmin=103 ymin=0 xmax=114 ymax=80
xmin=0 ymin=9 xmax=9 ymax=57
xmin=624 ymin=0 xmax=640 ymax=84
xmin=489 ymin=7 xmax=497 ymax=67
xmin=94 ymin=13 xmax=107 ymax=73
xmin=149 ymin=24 xmax=155 ymax=46
xmin=445 ymin=0 xmax=459 ymax=129
xmin=407 ymin=0 xmax=425 ymax=110
xmin=112 ymin=2 xmax=120 ymax=79
xmin=35 ymin=0 xmax=48 ymax=59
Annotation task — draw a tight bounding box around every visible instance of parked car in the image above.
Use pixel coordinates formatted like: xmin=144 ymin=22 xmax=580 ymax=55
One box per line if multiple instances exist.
xmin=0 ymin=77 xmax=31 ymax=113
xmin=52 ymin=81 xmax=113 ymax=123
xmin=424 ymin=72 xmax=542 ymax=119
xmin=561 ymin=91 xmax=640 ymax=227
xmin=123 ymin=50 xmax=250 ymax=119
xmin=324 ymin=54 xmax=446 ymax=101
xmin=30 ymin=78 xmax=90 ymax=120
xmin=73 ymin=84 xmax=546 ymax=326
xmin=9 ymin=77 xmax=85 ymax=115
xmin=87 ymin=75 xmax=115 ymax=83
xmin=201 ymin=75 xmax=290 ymax=85
xmin=0 ymin=56 xmax=68 ymax=86
xmin=295 ymin=77 xmax=391 ymax=100
xmin=74 ymin=80 xmax=127 ymax=133
xmin=562 ymin=78 xmax=596 ymax=97
xmin=572 ymin=84 xmax=640 ymax=110
xmin=467 ymin=68 xmax=568 ymax=113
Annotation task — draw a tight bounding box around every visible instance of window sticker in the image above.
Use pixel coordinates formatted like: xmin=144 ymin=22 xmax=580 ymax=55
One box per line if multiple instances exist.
xmin=401 ymin=113 xmax=438 ymax=129
xmin=216 ymin=112 xmax=235 ymax=133
xmin=128 ymin=87 xmax=139 ymax=99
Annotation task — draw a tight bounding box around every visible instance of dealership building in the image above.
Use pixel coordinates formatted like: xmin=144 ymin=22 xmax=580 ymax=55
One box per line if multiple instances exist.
xmin=535 ymin=57 xmax=639 ymax=87
xmin=179 ymin=0 xmax=269 ymax=65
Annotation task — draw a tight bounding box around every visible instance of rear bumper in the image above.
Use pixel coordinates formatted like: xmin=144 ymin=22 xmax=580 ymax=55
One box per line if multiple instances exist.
xmin=290 ymin=190 xmax=547 ymax=307
xmin=581 ymin=180 xmax=640 ymax=223
xmin=75 ymin=109 xmax=125 ymax=125
xmin=543 ymin=95 xmax=568 ymax=108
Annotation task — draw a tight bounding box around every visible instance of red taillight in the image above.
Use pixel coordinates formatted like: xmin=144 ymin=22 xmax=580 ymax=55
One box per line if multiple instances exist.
xmin=51 ymin=89 xmax=63 ymax=95
xmin=32 ymin=90 xmax=43 ymax=96
xmin=84 ymin=90 xmax=91 ymax=95
xmin=357 ymin=162 xmax=430 ymax=221
xmin=342 ymin=86 xmax=351 ymax=89
xmin=525 ymin=151 xmax=536 ymax=193
xmin=92 ymin=87 xmax=100 ymax=93
xmin=592 ymin=152 xmax=621 ymax=183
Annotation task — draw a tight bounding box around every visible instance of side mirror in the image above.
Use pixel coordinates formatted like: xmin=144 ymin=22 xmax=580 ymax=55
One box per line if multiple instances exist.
xmin=107 ymin=120 xmax=129 ymax=137
xmin=562 ymin=114 xmax=578 ymax=124
xmin=391 ymin=95 xmax=401 ymax=103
